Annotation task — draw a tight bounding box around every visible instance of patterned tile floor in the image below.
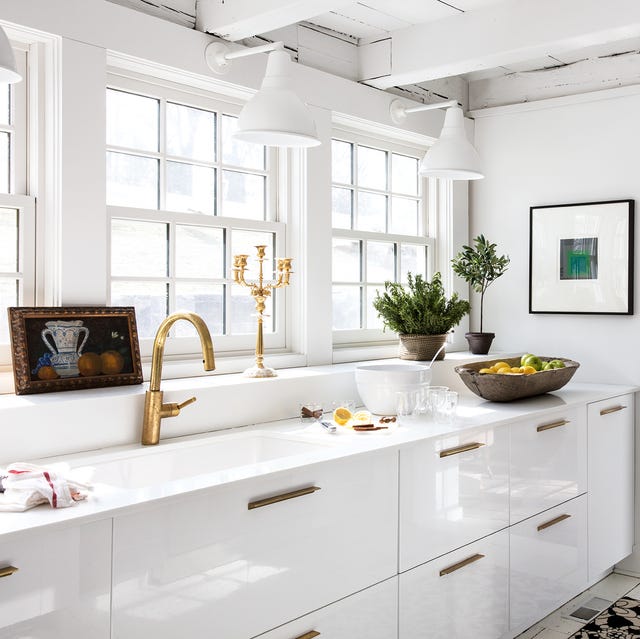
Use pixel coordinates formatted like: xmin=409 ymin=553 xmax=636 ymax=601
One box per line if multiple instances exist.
xmin=517 ymin=573 xmax=640 ymax=638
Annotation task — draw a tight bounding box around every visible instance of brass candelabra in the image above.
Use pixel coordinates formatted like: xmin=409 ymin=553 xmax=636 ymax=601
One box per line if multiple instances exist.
xmin=232 ymin=245 xmax=293 ymax=378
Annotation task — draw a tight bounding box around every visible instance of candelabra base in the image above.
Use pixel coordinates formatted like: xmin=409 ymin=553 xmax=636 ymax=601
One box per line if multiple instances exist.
xmin=243 ymin=364 xmax=277 ymax=378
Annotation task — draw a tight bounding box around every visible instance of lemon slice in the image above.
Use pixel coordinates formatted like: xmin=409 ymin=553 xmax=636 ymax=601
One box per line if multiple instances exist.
xmin=333 ymin=407 xmax=353 ymax=426
xmin=352 ymin=410 xmax=372 ymax=424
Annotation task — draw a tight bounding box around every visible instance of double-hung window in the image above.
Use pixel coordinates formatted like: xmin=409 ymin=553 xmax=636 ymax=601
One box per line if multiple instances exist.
xmin=106 ymin=74 xmax=284 ymax=358
xmin=331 ymin=131 xmax=432 ymax=346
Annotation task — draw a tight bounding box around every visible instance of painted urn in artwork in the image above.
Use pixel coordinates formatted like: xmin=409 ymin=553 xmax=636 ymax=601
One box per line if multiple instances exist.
xmin=41 ymin=320 xmax=89 ymax=377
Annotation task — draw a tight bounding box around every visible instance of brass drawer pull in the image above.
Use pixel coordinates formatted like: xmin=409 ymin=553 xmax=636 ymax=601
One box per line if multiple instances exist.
xmin=294 ymin=632 xmax=320 ymax=639
xmin=0 ymin=566 xmax=18 ymax=579
xmin=600 ymin=405 xmax=627 ymax=416
xmin=536 ymin=419 xmax=570 ymax=432
xmin=248 ymin=486 xmax=321 ymax=510
xmin=439 ymin=442 xmax=485 ymax=458
xmin=439 ymin=553 xmax=485 ymax=576
xmin=537 ymin=513 xmax=571 ymax=532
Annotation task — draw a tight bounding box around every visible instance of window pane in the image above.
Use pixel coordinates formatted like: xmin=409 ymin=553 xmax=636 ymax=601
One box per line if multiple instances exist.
xmin=367 ymin=241 xmax=395 ymax=282
xmin=357 ymin=146 xmax=386 ymax=190
xmin=166 ymin=102 xmax=216 ymax=163
xmin=0 ymin=278 xmax=18 ymax=343
xmin=332 ymin=285 xmax=361 ymax=330
xmin=390 ymin=197 xmax=419 ymax=235
xmin=111 ymin=219 xmax=168 ymax=277
xmin=111 ymin=281 xmax=168 ymax=339
xmin=332 ymin=140 xmax=352 ymax=184
xmin=0 ymin=85 xmax=9 ymax=125
xmin=332 ymin=187 xmax=352 ymax=229
xmin=0 ymin=132 xmax=9 ymax=194
xmin=400 ymin=244 xmax=427 ymax=282
xmin=175 ymin=225 xmax=224 ymax=279
xmin=332 ymin=239 xmax=360 ymax=282
xmin=107 ymin=89 xmax=159 ymax=152
xmin=392 ymin=154 xmax=419 ymax=195
xmin=175 ymin=283 xmax=224 ymax=336
xmin=107 ymin=152 xmax=159 ymax=209
xmin=222 ymin=170 xmax=265 ymax=219
xmin=0 ymin=208 xmax=18 ymax=271
xmin=166 ymin=162 xmax=215 ymax=215
xmin=221 ymin=115 xmax=265 ymax=170
xmin=367 ymin=285 xmax=384 ymax=330
xmin=230 ymin=286 xmax=273 ymax=334
xmin=357 ymin=191 xmax=386 ymax=233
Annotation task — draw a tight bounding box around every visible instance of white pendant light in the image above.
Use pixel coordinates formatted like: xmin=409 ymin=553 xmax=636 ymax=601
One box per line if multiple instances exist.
xmin=205 ymin=41 xmax=320 ymax=148
xmin=390 ymin=99 xmax=484 ymax=180
xmin=0 ymin=26 xmax=21 ymax=84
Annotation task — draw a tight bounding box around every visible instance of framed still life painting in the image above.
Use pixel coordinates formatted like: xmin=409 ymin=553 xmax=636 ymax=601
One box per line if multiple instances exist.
xmin=529 ymin=200 xmax=634 ymax=315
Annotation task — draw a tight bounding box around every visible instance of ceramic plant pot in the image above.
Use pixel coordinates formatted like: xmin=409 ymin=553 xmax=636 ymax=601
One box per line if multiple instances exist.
xmin=465 ymin=332 xmax=495 ymax=355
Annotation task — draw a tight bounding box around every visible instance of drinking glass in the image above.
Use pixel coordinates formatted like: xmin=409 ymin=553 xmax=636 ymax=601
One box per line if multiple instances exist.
xmin=426 ymin=386 xmax=449 ymax=418
xmin=435 ymin=390 xmax=458 ymax=424
xmin=396 ymin=389 xmax=418 ymax=418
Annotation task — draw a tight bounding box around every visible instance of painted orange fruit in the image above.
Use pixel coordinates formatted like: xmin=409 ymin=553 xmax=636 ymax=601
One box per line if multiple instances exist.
xmin=100 ymin=350 xmax=125 ymax=375
xmin=37 ymin=365 xmax=59 ymax=380
xmin=78 ymin=352 xmax=102 ymax=376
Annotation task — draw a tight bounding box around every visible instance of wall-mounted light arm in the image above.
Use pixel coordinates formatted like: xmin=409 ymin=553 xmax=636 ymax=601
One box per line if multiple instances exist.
xmin=389 ymin=98 xmax=483 ymax=180
xmin=205 ymin=40 xmax=320 ymax=148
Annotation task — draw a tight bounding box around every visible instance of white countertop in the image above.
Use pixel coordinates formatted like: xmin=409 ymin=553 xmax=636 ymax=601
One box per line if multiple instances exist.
xmin=0 ymin=381 xmax=636 ymax=541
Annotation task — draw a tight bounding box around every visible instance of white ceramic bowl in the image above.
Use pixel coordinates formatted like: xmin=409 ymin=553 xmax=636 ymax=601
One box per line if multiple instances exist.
xmin=355 ymin=363 xmax=432 ymax=415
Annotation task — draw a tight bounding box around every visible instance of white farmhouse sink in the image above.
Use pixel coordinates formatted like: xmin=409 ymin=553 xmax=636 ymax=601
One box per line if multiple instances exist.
xmin=61 ymin=431 xmax=329 ymax=490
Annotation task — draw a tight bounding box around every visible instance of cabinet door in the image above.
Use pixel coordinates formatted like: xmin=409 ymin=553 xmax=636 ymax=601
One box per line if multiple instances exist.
xmin=112 ymin=449 xmax=398 ymax=639
xmin=510 ymin=495 xmax=588 ymax=635
xmin=0 ymin=519 xmax=111 ymax=639
xmin=588 ymin=394 xmax=634 ymax=579
xmin=510 ymin=406 xmax=587 ymax=524
xmin=399 ymin=529 xmax=509 ymax=639
xmin=253 ymin=577 xmax=397 ymax=639
xmin=400 ymin=425 xmax=509 ymax=571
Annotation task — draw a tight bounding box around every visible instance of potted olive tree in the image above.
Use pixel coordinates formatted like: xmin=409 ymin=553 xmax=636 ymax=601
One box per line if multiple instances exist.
xmin=373 ymin=272 xmax=470 ymax=361
xmin=451 ymin=235 xmax=510 ymax=354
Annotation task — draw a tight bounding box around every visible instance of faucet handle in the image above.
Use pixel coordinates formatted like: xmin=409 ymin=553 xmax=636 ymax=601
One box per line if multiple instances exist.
xmin=177 ymin=397 xmax=197 ymax=410
xmin=161 ymin=396 xmax=197 ymax=419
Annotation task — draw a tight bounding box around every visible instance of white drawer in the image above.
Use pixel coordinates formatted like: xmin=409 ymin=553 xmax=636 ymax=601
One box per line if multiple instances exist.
xmin=399 ymin=528 xmax=509 ymax=639
xmin=253 ymin=577 xmax=397 ymax=639
xmin=510 ymin=405 xmax=587 ymax=524
xmin=0 ymin=519 xmax=111 ymax=638
xmin=400 ymin=425 xmax=509 ymax=571
xmin=510 ymin=494 xmax=588 ymax=634
xmin=588 ymin=394 xmax=634 ymax=579
xmin=112 ymin=449 xmax=398 ymax=639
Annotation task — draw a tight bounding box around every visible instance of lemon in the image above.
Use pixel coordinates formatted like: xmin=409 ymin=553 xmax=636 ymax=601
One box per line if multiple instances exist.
xmin=492 ymin=361 xmax=510 ymax=372
xmin=522 ymin=365 xmax=537 ymax=375
xmin=510 ymin=366 xmax=524 ymax=373
xmin=333 ymin=406 xmax=353 ymax=426
xmin=479 ymin=368 xmax=493 ymax=374
xmin=352 ymin=410 xmax=372 ymax=424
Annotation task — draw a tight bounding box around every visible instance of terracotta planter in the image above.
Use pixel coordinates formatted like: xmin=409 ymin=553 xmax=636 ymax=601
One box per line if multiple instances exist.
xmin=398 ymin=334 xmax=447 ymax=361
xmin=465 ymin=332 xmax=495 ymax=355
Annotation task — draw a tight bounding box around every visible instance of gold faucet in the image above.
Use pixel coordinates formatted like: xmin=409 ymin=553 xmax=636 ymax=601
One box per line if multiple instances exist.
xmin=141 ymin=312 xmax=216 ymax=446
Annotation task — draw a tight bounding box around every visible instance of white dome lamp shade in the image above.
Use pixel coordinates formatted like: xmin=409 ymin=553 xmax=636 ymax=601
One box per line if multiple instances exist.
xmin=205 ymin=41 xmax=320 ymax=148
xmin=389 ymin=99 xmax=483 ymax=181
xmin=0 ymin=26 xmax=21 ymax=84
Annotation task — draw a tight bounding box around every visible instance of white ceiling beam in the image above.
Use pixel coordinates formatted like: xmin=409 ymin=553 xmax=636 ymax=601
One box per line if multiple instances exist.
xmin=359 ymin=0 xmax=640 ymax=88
xmin=195 ymin=0 xmax=353 ymax=41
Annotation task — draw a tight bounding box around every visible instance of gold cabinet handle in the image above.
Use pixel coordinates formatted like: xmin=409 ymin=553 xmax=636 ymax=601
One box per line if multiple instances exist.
xmin=537 ymin=513 xmax=571 ymax=532
xmin=293 ymin=632 xmax=320 ymax=639
xmin=536 ymin=419 xmax=570 ymax=432
xmin=439 ymin=442 xmax=485 ymax=458
xmin=439 ymin=553 xmax=485 ymax=576
xmin=248 ymin=486 xmax=321 ymax=510
xmin=0 ymin=565 xmax=18 ymax=579
xmin=600 ymin=405 xmax=627 ymax=416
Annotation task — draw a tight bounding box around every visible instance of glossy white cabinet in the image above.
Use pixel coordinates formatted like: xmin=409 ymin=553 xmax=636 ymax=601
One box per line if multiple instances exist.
xmin=399 ymin=425 xmax=509 ymax=571
xmin=0 ymin=519 xmax=111 ymax=639
xmin=400 ymin=529 xmax=509 ymax=639
xmin=112 ymin=449 xmax=398 ymax=639
xmin=588 ymin=394 xmax=634 ymax=580
xmin=510 ymin=406 xmax=587 ymax=524
xmin=510 ymin=495 xmax=588 ymax=634
xmin=254 ymin=577 xmax=398 ymax=639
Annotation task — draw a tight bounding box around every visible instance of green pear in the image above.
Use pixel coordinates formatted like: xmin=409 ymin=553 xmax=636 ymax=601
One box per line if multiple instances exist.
xmin=523 ymin=355 xmax=543 ymax=371
xmin=548 ymin=359 xmax=566 ymax=369
xmin=520 ymin=353 xmax=534 ymax=366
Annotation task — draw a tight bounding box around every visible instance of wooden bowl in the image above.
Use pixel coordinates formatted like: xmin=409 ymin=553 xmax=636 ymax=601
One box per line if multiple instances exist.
xmin=455 ymin=356 xmax=580 ymax=402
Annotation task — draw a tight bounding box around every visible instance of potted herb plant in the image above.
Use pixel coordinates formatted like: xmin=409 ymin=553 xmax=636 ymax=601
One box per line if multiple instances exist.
xmin=373 ymin=272 xmax=470 ymax=361
xmin=451 ymin=234 xmax=510 ymax=354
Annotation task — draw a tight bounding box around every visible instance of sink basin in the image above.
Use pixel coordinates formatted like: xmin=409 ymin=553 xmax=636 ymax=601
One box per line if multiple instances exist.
xmin=61 ymin=432 xmax=329 ymax=490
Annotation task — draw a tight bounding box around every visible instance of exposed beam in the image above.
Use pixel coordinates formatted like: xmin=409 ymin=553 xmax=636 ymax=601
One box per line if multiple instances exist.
xmin=359 ymin=0 xmax=640 ymax=89
xmin=195 ymin=0 xmax=353 ymax=41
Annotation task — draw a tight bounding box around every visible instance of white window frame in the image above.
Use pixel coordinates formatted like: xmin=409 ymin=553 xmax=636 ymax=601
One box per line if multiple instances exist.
xmin=106 ymin=71 xmax=288 ymax=359
xmin=331 ymin=127 xmax=434 ymax=348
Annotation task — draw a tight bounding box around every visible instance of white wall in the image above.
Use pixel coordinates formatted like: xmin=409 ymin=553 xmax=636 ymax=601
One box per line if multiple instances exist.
xmin=470 ymin=87 xmax=640 ymax=385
